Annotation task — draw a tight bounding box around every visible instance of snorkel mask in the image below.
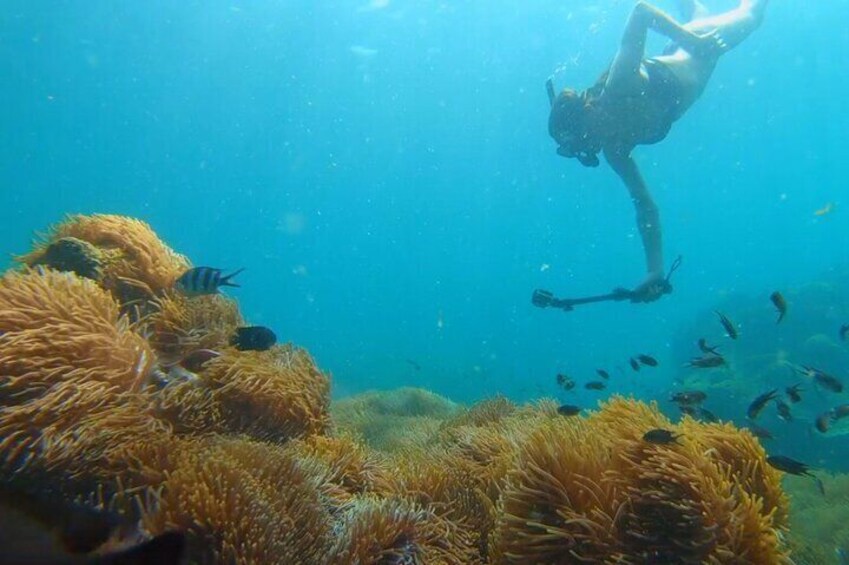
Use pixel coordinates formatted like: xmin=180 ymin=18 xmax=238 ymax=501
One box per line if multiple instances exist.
xmin=547 ymin=78 xmax=600 ymax=168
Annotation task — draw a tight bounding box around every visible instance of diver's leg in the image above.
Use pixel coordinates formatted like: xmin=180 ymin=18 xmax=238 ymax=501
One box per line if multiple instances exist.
xmin=684 ymin=0 xmax=768 ymax=51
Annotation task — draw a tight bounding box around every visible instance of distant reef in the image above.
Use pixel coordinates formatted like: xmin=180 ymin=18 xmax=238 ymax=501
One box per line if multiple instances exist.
xmin=0 ymin=214 xmax=794 ymax=563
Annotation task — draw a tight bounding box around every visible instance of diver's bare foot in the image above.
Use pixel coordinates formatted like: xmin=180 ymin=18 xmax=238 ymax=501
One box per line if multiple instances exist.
xmin=676 ymin=0 xmax=709 ymax=21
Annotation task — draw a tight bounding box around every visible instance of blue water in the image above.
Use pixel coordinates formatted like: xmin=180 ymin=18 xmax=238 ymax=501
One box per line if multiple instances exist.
xmin=2 ymin=0 xmax=847 ymax=414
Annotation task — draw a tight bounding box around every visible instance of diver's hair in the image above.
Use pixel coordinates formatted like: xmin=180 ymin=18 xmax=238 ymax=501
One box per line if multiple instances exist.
xmin=548 ymin=69 xmax=609 ymax=168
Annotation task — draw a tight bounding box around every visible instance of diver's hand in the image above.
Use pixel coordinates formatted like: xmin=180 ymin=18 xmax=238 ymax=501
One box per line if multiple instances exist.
xmin=630 ymin=272 xmax=670 ymax=303
xmin=687 ymin=29 xmax=728 ymax=58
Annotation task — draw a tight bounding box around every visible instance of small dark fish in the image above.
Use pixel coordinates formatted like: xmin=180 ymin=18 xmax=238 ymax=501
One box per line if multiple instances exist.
xmin=180 ymin=348 xmax=221 ymax=372
xmin=175 ymin=266 xmax=244 ymax=297
xmin=643 ymin=428 xmax=679 ymax=444
xmin=670 ymin=391 xmax=707 ymax=405
xmin=406 ymin=359 xmax=421 ymax=371
xmin=715 ymin=311 xmax=738 ymax=340
xmin=747 ymin=389 xmax=779 ymax=420
xmin=697 ymin=338 xmax=720 ymax=356
xmin=596 ymin=369 xmax=610 ymax=380
xmin=629 ymin=358 xmax=640 ymax=372
xmin=832 ymin=404 xmax=849 ymax=420
xmin=686 ymin=354 xmax=726 ymax=369
xmin=557 ymin=404 xmax=582 ymax=417
xmin=229 ymin=325 xmax=277 ymax=352
xmin=556 ymin=373 xmax=575 ymax=391
xmin=747 ymin=423 xmax=773 ymax=440
xmin=767 ymin=455 xmax=813 ymax=476
xmin=678 ymin=405 xmax=697 ymax=417
xmin=815 ymin=411 xmax=832 ymax=434
xmin=770 ymin=291 xmax=787 ymax=324
xmin=785 ymin=384 xmax=803 ymax=404
xmin=696 ymin=407 xmax=718 ymax=423
xmin=636 ymin=354 xmax=658 ymax=367
xmin=585 ymin=381 xmax=607 ymax=390
xmin=775 ymin=400 xmax=792 ymax=422
xmin=815 ymin=476 xmax=826 ymax=496
xmin=799 ymin=365 xmax=845 ymax=393
xmin=841 ymin=324 xmax=849 ymax=342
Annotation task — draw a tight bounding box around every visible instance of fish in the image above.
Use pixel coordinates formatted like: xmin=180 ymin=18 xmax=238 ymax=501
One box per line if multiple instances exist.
xmin=557 ymin=404 xmax=582 ymax=416
xmin=769 ymin=291 xmax=787 ymax=324
xmin=815 ymin=476 xmax=826 ymax=496
xmin=686 ymin=354 xmax=726 ymax=369
xmin=636 ymin=354 xmax=658 ymax=367
xmin=746 ymin=423 xmax=773 ymax=440
xmin=678 ymin=405 xmax=697 ymax=417
xmin=697 ymin=338 xmax=720 ymax=355
xmin=696 ymin=407 xmax=718 ymax=423
xmin=596 ymin=369 xmax=610 ymax=380
xmin=815 ymin=411 xmax=832 ymax=434
xmin=643 ymin=428 xmax=680 ymax=444
xmin=556 ymin=373 xmax=575 ymax=391
xmin=840 ymin=324 xmax=849 ymax=342
xmin=175 ymin=267 xmax=244 ymax=297
xmin=747 ymin=389 xmax=779 ymax=419
xmin=715 ymin=311 xmax=738 ymax=340
xmin=785 ymin=384 xmax=803 ymax=404
xmin=798 ymin=365 xmax=844 ymax=393
xmin=0 ymin=485 xmax=185 ymax=564
xmin=405 ymin=359 xmax=421 ymax=371
xmin=832 ymin=404 xmax=849 ymax=420
xmin=669 ymin=391 xmax=707 ymax=405
xmin=585 ymin=381 xmax=606 ymax=390
xmin=766 ymin=455 xmax=813 ymax=476
xmin=775 ymin=400 xmax=792 ymax=422
xmin=229 ymin=326 xmax=277 ymax=352
xmin=629 ymin=358 xmax=640 ymax=372
xmin=814 ymin=202 xmax=835 ymax=217
xmin=179 ymin=348 xmax=221 ymax=372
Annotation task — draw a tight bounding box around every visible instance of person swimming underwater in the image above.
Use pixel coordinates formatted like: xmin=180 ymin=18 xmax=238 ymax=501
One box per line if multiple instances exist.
xmin=548 ymin=0 xmax=769 ymax=302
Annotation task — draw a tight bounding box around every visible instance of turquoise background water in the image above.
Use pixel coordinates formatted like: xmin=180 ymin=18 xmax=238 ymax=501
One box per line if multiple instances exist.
xmin=1 ymin=1 xmax=847 ymax=418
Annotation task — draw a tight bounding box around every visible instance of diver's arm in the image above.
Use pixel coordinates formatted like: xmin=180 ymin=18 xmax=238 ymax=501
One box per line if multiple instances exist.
xmin=604 ymin=147 xmax=665 ymax=280
xmin=606 ymin=2 xmax=701 ymax=93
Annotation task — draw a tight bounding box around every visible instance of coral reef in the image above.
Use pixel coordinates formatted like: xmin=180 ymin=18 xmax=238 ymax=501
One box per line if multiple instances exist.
xmin=0 ymin=215 xmax=797 ymax=563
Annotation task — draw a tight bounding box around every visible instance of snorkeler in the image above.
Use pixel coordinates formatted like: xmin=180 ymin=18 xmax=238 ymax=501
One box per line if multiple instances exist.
xmin=548 ymin=0 xmax=769 ymax=302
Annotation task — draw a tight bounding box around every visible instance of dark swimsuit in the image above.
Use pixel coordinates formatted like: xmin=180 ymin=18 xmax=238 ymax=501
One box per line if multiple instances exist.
xmin=600 ymin=58 xmax=687 ymax=147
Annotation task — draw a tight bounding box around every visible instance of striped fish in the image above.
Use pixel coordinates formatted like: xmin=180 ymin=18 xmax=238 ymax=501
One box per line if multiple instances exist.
xmin=175 ymin=267 xmax=243 ymax=297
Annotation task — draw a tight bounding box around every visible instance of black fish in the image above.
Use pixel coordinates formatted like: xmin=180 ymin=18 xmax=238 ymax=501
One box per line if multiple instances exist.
xmin=832 ymin=404 xmax=849 ymax=420
xmin=799 ymin=365 xmax=844 ymax=393
xmin=643 ymin=428 xmax=679 ymax=444
xmin=670 ymin=391 xmax=707 ymax=405
xmin=747 ymin=423 xmax=773 ymax=440
xmin=596 ymin=369 xmax=610 ymax=380
xmin=715 ymin=311 xmax=738 ymax=340
xmin=585 ymin=381 xmax=606 ymax=390
xmin=766 ymin=455 xmax=813 ymax=477
xmin=770 ymin=291 xmax=787 ymax=324
xmin=557 ymin=404 xmax=582 ymax=416
xmin=556 ymin=373 xmax=575 ymax=391
xmin=785 ymin=384 xmax=803 ymax=404
xmin=775 ymin=400 xmax=792 ymax=422
xmin=636 ymin=354 xmax=658 ymax=367
xmin=841 ymin=324 xmax=849 ymax=342
xmin=180 ymin=348 xmax=221 ymax=372
xmin=229 ymin=326 xmax=277 ymax=352
xmin=175 ymin=266 xmax=244 ymax=297
xmin=686 ymin=354 xmax=726 ymax=369
xmin=815 ymin=411 xmax=832 ymax=434
xmin=696 ymin=407 xmax=718 ymax=423
xmin=406 ymin=359 xmax=421 ymax=371
xmin=678 ymin=405 xmax=697 ymax=417
xmin=629 ymin=358 xmax=640 ymax=372
xmin=815 ymin=476 xmax=826 ymax=496
xmin=747 ymin=389 xmax=778 ymax=420
xmin=697 ymin=338 xmax=720 ymax=355
xmin=0 ymin=485 xmax=185 ymax=564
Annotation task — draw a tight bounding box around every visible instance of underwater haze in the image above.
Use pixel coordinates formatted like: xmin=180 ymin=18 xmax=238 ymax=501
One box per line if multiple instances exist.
xmin=2 ymin=0 xmax=848 ymax=414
